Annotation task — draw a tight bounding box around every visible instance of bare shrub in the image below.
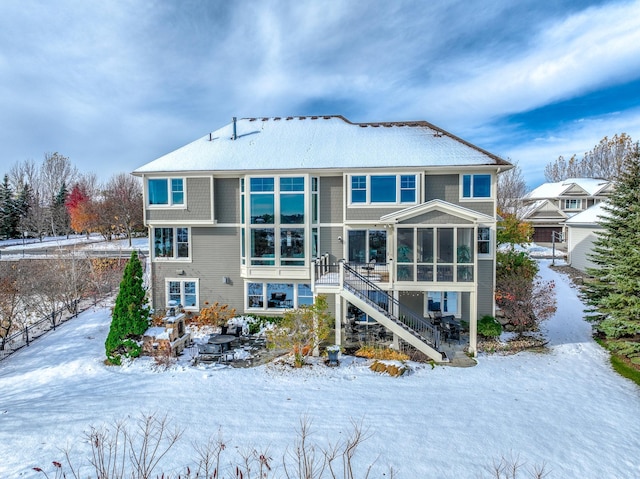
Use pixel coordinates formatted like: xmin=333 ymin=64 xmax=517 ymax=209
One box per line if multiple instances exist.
xmin=485 ymin=452 xmax=549 ymax=479
xmin=35 ymin=414 xmax=390 ymax=479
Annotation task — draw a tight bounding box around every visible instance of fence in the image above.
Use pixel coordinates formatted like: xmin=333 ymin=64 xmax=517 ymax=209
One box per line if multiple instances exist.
xmin=0 ymin=299 xmax=89 ymax=362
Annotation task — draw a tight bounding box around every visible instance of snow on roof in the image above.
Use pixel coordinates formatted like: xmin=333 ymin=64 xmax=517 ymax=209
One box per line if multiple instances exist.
xmin=526 ymin=178 xmax=611 ymax=199
xmin=133 ymin=116 xmax=510 ymax=174
xmin=565 ymin=201 xmax=610 ymax=226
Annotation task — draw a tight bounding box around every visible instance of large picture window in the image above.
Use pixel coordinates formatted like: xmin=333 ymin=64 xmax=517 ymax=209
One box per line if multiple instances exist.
xmin=247 ymin=282 xmax=313 ymax=310
xmin=154 ymin=227 xmax=190 ymax=259
xmin=148 ymin=178 xmax=184 ymax=206
xmin=247 ymin=176 xmax=307 ymax=266
xmin=349 ymin=174 xmax=417 ymax=205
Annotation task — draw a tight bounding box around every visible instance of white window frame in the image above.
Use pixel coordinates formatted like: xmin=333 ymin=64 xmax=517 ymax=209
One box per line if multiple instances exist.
xmin=147 ymin=177 xmax=186 ymax=208
xmin=245 ymin=281 xmax=313 ymax=311
xmin=460 ymin=174 xmax=492 ymax=200
xmin=347 ymin=173 xmax=419 ymax=206
xmin=564 ymin=198 xmax=582 ymax=210
xmin=424 ymin=291 xmax=461 ymax=318
xmin=245 ymin=175 xmax=309 ymax=267
xmin=166 ymin=278 xmax=199 ymax=310
xmin=152 ymin=226 xmax=191 ymax=261
xmin=477 ymin=226 xmax=492 ymax=258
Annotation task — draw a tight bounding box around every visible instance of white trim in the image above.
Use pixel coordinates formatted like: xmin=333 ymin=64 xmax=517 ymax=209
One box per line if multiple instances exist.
xmin=346 ymin=173 xmax=420 ymax=207
xmin=165 ymin=278 xmax=199 ymax=310
xmin=152 ymin=226 xmax=191 ymax=261
xmin=458 ymin=173 xmax=493 ymax=201
xmin=146 ymin=176 xmax=187 ymax=208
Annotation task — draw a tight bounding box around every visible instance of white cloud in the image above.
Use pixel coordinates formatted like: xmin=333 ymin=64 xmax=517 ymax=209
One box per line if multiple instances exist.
xmin=409 ymin=0 xmax=640 ymax=127
xmin=502 ymin=107 xmax=640 ymax=189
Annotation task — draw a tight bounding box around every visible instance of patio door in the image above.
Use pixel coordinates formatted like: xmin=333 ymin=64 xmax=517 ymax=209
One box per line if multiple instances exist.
xmin=348 ymin=229 xmax=387 ymax=264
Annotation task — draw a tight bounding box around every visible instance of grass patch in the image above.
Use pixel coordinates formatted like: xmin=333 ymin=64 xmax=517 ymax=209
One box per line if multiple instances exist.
xmin=610 ymin=354 xmax=640 ymax=386
xmin=595 ymin=337 xmax=640 ymax=387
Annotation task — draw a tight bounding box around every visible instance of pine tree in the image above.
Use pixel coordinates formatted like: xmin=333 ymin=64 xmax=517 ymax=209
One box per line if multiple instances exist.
xmin=105 ymin=251 xmax=149 ymax=364
xmin=584 ymin=143 xmax=640 ymax=339
xmin=0 ymin=174 xmax=18 ymax=239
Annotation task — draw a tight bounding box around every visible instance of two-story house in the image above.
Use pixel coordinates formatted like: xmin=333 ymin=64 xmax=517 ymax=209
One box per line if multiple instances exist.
xmin=521 ymin=178 xmax=613 ymax=243
xmin=132 ymin=116 xmax=511 ymax=362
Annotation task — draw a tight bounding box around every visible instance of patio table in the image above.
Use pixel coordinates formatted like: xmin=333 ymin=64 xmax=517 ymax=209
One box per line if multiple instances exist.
xmin=208 ymin=334 xmax=236 ymax=352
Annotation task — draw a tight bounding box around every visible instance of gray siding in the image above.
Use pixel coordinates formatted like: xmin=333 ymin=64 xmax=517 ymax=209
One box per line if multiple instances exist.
xmin=319 ymin=176 xmax=343 ymax=223
xmin=214 ymin=178 xmax=240 ymax=224
xmin=399 ymin=291 xmax=423 ymax=315
xmin=346 ymin=207 xmax=404 ymax=221
xmin=477 ymin=259 xmax=494 ymax=318
xmin=399 ymin=212 xmax=473 ymax=225
xmin=320 ymin=226 xmax=343 ymax=264
xmin=424 ymin=174 xmax=459 ymax=203
xmin=147 ymin=177 xmax=212 ymax=223
xmin=151 ymin=227 xmax=243 ymax=311
xmin=424 ymin=174 xmax=494 ymax=216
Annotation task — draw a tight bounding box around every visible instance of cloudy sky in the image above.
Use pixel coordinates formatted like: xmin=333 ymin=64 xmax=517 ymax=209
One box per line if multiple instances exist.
xmin=2 ymin=0 xmax=640 ymax=189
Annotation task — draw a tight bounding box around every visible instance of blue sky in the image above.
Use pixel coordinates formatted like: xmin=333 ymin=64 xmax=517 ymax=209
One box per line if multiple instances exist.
xmin=1 ymin=0 xmax=640 ymax=189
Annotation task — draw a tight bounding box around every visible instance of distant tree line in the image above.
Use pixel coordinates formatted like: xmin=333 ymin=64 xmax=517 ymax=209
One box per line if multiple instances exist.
xmin=0 ymin=256 xmax=128 ymax=349
xmin=544 ymin=133 xmax=637 ymax=182
xmin=0 ymin=152 xmax=144 ymax=244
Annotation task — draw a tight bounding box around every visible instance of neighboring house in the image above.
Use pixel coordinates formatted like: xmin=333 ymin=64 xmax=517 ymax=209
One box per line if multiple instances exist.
xmin=132 ymin=115 xmax=511 ymax=362
xmin=521 ymin=178 xmax=613 ymax=243
xmin=565 ymin=202 xmax=609 ymax=273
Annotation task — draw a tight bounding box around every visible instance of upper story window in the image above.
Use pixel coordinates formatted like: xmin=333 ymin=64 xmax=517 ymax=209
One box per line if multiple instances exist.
xmin=250 ymin=177 xmax=275 ymax=224
xmin=154 ymin=227 xmax=190 ymax=260
xmin=564 ymin=199 xmax=582 ymax=210
xmin=462 ymin=174 xmax=491 ymax=199
xmin=148 ymin=178 xmax=185 ymax=206
xmin=247 ymin=176 xmax=306 ymax=266
xmin=280 ymin=177 xmax=304 ymax=224
xmin=349 ymin=174 xmax=417 ymax=205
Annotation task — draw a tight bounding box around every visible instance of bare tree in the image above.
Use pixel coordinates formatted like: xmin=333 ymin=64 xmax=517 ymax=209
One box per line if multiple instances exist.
xmin=497 ymin=160 xmax=528 ymax=217
xmin=103 ymin=173 xmax=144 ymax=246
xmin=22 ymin=260 xmax=66 ymax=328
xmin=40 ymin=152 xmax=78 ymax=203
xmin=544 ymin=133 xmax=636 ymax=181
xmin=0 ymin=262 xmax=24 ymax=350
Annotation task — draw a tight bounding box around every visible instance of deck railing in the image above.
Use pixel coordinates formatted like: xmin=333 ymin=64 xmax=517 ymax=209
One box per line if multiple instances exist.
xmin=342 ymin=263 xmax=440 ymax=350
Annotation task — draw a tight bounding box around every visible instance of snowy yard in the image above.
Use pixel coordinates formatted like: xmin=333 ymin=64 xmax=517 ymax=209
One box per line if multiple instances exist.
xmin=0 ymin=260 xmax=638 ymax=478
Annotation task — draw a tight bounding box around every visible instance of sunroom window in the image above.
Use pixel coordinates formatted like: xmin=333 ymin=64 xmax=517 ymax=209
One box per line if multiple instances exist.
xmin=395 ymin=226 xmax=474 ymax=282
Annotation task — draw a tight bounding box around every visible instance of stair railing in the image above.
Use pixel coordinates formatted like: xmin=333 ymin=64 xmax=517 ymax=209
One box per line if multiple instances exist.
xmin=342 ymin=263 xmax=440 ymax=350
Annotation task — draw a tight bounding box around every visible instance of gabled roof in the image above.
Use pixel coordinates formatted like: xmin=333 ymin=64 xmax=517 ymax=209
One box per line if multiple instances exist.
xmin=133 ymin=116 xmax=510 ymax=174
xmin=565 ymin=202 xmax=610 ymax=226
xmin=526 ymin=178 xmax=611 ymax=199
xmin=521 ymin=199 xmax=569 ymax=220
xmin=379 ymin=199 xmax=495 ymax=223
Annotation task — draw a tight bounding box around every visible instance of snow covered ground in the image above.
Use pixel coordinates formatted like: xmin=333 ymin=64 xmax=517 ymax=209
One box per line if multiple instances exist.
xmin=0 ymin=261 xmax=638 ymax=478
xmin=0 ymin=234 xmax=149 ymax=259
